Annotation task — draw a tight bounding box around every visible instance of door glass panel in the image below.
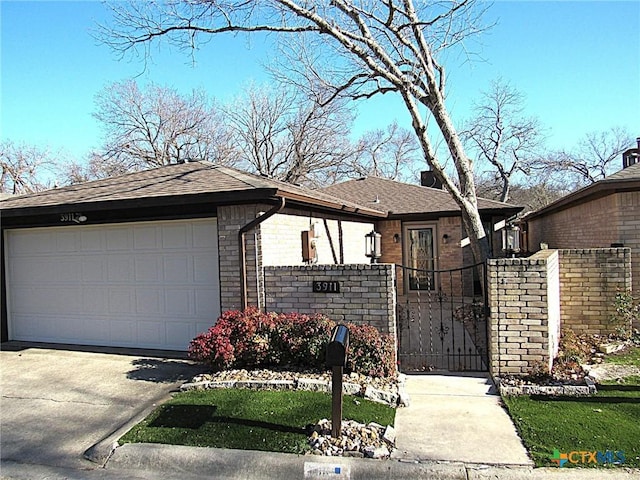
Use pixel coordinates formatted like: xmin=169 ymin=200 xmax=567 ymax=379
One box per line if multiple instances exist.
xmin=408 ymin=228 xmax=435 ymax=290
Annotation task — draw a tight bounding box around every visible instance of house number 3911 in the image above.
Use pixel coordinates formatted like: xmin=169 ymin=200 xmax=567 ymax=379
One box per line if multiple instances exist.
xmin=312 ymin=281 xmax=340 ymax=293
xmin=60 ymin=213 xmax=87 ymax=224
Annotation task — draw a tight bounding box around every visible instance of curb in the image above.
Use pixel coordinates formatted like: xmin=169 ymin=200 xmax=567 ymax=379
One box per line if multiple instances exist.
xmin=104 ymin=444 xmax=640 ymax=480
xmin=83 ymin=389 xmax=178 ymax=466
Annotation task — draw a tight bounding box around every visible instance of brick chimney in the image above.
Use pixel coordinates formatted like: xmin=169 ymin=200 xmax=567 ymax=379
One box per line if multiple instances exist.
xmin=420 ymin=170 xmax=443 ymax=189
xmin=622 ymin=137 xmax=640 ymax=168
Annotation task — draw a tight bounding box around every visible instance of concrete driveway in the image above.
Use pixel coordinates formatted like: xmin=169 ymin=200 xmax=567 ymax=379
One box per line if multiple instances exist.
xmin=0 ymin=343 xmax=205 ymax=470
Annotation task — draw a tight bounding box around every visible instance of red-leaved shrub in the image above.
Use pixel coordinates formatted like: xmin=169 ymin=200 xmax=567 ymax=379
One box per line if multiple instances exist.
xmin=188 ymin=308 xmax=396 ymax=378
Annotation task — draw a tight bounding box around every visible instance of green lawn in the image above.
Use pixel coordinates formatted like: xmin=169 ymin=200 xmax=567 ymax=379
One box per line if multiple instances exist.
xmin=503 ymin=351 xmax=640 ymax=469
xmin=120 ymin=389 xmax=395 ymax=454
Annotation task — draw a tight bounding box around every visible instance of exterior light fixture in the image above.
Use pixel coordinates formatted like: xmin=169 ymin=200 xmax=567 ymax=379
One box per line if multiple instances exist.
xmin=365 ymin=230 xmax=382 ymax=264
xmin=442 ymin=233 xmax=449 ymax=244
xmin=502 ymin=224 xmax=521 ymax=257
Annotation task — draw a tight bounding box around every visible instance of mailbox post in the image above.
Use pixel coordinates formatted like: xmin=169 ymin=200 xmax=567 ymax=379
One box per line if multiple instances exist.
xmin=326 ymin=325 xmax=349 ymax=438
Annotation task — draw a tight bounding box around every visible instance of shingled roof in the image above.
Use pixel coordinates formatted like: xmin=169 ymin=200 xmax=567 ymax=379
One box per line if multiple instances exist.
xmin=320 ymin=176 xmax=522 ymax=218
xmin=0 ymin=162 xmax=385 ymax=218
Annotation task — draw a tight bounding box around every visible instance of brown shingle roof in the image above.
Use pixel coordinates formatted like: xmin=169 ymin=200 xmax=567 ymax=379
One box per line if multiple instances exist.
xmin=0 ymin=162 xmax=385 ymax=217
xmin=320 ymin=176 xmax=521 ymax=217
xmin=602 ymin=161 xmax=640 ymax=181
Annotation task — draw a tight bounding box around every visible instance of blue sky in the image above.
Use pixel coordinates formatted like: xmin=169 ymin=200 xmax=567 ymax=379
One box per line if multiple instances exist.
xmin=1 ymin=1 xmax=639 ymax=162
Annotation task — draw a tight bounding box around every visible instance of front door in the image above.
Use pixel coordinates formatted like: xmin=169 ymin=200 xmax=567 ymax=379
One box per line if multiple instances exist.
xmin=405 ymin=224 xmax=436 ymax=291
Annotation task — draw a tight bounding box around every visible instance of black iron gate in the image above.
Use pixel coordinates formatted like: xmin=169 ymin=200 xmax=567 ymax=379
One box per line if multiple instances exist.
xmin=396 ymin=262 xmax=489 ymax=372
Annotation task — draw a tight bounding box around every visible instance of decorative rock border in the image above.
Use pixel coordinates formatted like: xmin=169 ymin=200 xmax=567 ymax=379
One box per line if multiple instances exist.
xmin=181 ymin=372 xmax=410 ymax=408
xmin=497 ymin=376 xmax=597 ymax=396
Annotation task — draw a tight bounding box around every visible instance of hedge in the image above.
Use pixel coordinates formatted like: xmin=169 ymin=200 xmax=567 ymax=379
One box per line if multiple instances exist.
xmin=188 ymin=308 xmax=396 ymax=378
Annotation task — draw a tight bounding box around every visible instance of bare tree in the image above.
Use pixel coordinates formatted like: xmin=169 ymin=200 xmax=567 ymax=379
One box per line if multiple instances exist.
xmin=62 ymin=151 xmax=135 ymax=184
xmin=93 ymin=79 xmax=235 ymax=172
xmin=350 ymin=122 xmax=421 ymax=182
xmin=539 ymin=127 xmax=634 ymax=187
xmin=225 ymin=84 xmax=357 ymax=186
xmin=461 ymin=78 xmax=544 ymax=203
xmin=0 ymin=140 xmax=58 ymax=194
xmin=100 ymin=0 xmax=494 ymax=262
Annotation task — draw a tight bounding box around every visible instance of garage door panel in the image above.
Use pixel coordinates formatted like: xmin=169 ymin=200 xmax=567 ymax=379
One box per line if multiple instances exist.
xmin=193 ymin=222 xmax=217 ymax=247
xmin=194 ymin=254 xmax=217 ymax=283
xmin=108 ymin=288 xmax=133 ymax=314
xmin=137 ymin=320 xmax=164 ymax=346
xmin=165 ymin=289 xmax=194 ymax=316
xmin=80 ymin=230 xmax=104 ymax=251
xmin=107 ymin=256 xmax=134 ymax=282
xmin=166 ymin=322 xmax=196 ymax=350
xmin=10 ymin=258 xmax=52 ymax=284
xmin=85 ymin=318 xmax=111 ymax=343
xmin=162 ymin=224 xmax=190 ymax=249
xmin=10 ymin=231 xmax=50 ymax=255
xmin=163 ymin=255 xmax=191 ymax=283
xmin=6 ymin=219 xmax=220 ymax=350
xmin=106 ymin=228 xmax=133 ymax=251
xmin=195 ymin=289 xmax=220 ymax=316
xmin=55 ymin=231 xmax=78 ymax=252
xmin=83 ymin=287 xmax=108 ymax=312
xmin=133 ymin=225 xmax=159 ymax=250
xmin=134 ymin=256 xmax=162 ymax=282
xmin=135 ymin=289 xmax=162 ymax=314
xmin=110 ymin=319 xmax=136 ymax=344
xmin=82 ymin=257 xmax=105 ymax=282
xmin=55 ymin=260 xmax=82 ymax=283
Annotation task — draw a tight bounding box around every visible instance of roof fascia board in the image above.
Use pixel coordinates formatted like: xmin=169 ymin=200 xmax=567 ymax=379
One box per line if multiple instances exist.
xmin=276 ymin=190 xmax=387 ymax=218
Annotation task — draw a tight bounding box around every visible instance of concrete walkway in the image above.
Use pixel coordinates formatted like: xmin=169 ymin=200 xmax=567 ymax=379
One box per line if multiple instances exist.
xmin=392 ymin=373 xmax=533 ymax=466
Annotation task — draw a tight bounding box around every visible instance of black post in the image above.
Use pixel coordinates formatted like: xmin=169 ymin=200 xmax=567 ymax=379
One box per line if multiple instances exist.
xmin=331 ymin=365 xmax=343 ymax=438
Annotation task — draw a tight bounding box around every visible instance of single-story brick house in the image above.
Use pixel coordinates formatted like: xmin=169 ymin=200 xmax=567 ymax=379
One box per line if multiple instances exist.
xmin=524 ymin=159 xmax=640 ymax=298
xmin=1 ymin=161 xmax=520 ymax=351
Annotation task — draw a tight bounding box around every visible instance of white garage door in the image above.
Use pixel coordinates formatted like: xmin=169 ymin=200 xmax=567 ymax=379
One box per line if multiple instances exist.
xmin=5 ymin=218 xmax=220 ymax=350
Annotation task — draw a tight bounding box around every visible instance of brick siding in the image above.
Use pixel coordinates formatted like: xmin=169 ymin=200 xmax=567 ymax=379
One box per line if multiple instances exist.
xmin=558 ymin=248 xmax=632 ymax=334
xmin=487 ymin=248 xmax=632 ymax=377
xmin=487 ymin=250 xmax=560 ymax=376
xmin=528 ymin=191 xmax=639 ymax=301
xmin=217 ymin=204 xmax=269 ymax=311
xmin=263 ymin=264 xmax=396 ymax=339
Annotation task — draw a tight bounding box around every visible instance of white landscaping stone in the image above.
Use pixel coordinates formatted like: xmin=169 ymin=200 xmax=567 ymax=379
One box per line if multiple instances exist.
xmin=383 ymin=425 xmax=396 ymax=444
xmin=298 ymin=378 xmax=330 ymax=392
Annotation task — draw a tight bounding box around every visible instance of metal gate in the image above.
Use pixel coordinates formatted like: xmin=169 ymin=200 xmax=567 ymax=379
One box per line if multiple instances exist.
xmin=396 ymin=262 xmax=488 ymax=372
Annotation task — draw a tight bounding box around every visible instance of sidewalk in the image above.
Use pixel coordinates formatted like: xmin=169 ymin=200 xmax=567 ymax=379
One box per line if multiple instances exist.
xmin=392 ymin=373 xmax=532 ymax=465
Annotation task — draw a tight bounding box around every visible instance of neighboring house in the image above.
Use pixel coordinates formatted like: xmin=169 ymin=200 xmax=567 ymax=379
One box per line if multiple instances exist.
xmin=0 ymin=161 xmax=521 ymax=351
xmin=525 ymin=153 xmax=640 ymax=298
xmin=321 ymin=174 xmax=522 ymax=296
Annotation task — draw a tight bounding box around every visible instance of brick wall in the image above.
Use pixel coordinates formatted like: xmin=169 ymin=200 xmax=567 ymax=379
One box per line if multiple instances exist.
xmin=487 ymin=247 xmax=632 ymax=377
xmin=263 ymin=264 xmax=397 ymax=340
xmin=217 ymin=204 xmax=269 ymax=311
xmin=528 ymin=191 xmax=639 ymax=298
xmin=618 ymin=191 xmax=640 ymax=300
xmin=558 ymin=248 xmax=632 ymax=334
xmin=487 ymin=250 xmax=560 ymax=377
